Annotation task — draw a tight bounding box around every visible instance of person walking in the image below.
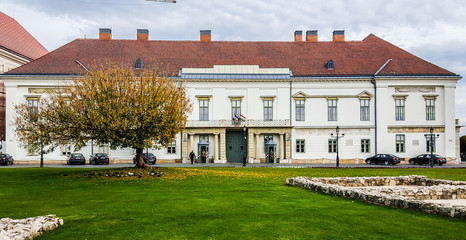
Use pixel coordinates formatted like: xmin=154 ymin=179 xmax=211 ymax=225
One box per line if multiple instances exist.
xmin=189 ymin=150 xmax=195 ymax=165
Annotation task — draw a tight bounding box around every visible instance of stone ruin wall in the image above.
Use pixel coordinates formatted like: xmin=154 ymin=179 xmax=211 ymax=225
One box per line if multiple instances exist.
xmin=287 ymin=175 xmax=466 ymax=219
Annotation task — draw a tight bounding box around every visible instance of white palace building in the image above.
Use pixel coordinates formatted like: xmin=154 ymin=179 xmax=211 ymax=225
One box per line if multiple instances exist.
xmin=0 ymin=29 xmax=462 ymax=164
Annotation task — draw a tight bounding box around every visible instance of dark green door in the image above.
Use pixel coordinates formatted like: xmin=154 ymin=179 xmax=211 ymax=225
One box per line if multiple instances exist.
xmin=226 ymin=131 xmax=247 ymax=162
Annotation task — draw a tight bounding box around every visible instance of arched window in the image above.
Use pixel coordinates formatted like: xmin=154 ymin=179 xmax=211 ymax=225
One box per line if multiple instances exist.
xmin=135 ymin=59 xmax=143 ymax=69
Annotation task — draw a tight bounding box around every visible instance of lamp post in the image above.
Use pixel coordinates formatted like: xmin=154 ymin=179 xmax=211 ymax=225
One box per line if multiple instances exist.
xmin=424 ymin=127 xmax=440 ymax=168
xmin=330 ymin=126 xmax=345 ymax=167
xmin=242 ymin=125 xmax=247 ymax=167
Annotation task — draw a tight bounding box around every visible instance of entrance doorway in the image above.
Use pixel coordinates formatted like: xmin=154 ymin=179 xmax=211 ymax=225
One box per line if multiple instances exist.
xmin=226 ymin=131 xmax=247 ymax=162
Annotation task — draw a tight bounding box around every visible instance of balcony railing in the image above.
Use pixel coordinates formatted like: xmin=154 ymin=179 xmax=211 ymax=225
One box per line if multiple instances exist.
xmin=187 ymin=119 xmax=290 ymax=128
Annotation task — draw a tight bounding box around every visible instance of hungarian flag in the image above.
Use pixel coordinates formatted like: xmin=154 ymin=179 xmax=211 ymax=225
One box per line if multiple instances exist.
xmin=239 ymin=114 xmax=247 ymax=122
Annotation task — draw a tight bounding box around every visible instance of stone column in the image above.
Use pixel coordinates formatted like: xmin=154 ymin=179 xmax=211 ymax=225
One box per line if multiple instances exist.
xmin=214 ymin=133 xmax=219 ymax=161
xmin=280 ymin=133 xmax=284 ymax=161
xmin=248 ymin=131 xmax=254 ymax=161
xmin=182 ymin=132 xmax=189 ymax=163
xmin=256 ymin=133 xmax=261 ymax=161
xmin=220 ymin=132 xmax=226 ymax=161
xmin=189 ymin=134 xmax=194 ymax=154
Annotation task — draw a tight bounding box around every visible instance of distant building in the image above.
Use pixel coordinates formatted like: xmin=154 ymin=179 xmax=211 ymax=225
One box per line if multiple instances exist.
xmin=0 ymin=28 xmax=462 ymax=164
xmin=0 ymin=11 xmax=48 ymax=146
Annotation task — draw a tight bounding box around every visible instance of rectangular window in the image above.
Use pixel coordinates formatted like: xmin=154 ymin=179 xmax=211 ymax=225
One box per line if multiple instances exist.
xmin=328 ymin=99 xmax=337 ymax=121
xmin=396 ymin=134 xmax=405 ymax=153
xmin=360 ymin=99 xmax=370 ymax=121
xmin=27 ymin=140 xmax=38 ymax=156
xmin=199 ymin=99 xmax=209 ymax=121
xmin=426 ymin=99 xmax=435 ymax=121
xmin=295 ymin=100 xmax=305 ymax=121
xmin=231 ymin=100 xmax=241 ymax=119
xmin=27 ymin=97 xmax=39 ymax=117
xmin=264 ymin=100 xmax=273 ymax=121
xmin=426 ymin=137 xmax=436 ymax=153
xmin=395 ymin=99 xmax=405 ymax=121
xmin=60 ymin=144 xmax=71 ymax=156
xmin=167 ymin=141 xmax=176 ymax=154
xmin=264 ymin=135 xmax=273 ymax=142
xmin=361 ymin=139 xmax=370 ymax=153
xmin=328 ymin=139 xmax=337 ymax=153
xmin=199 ymin=135 xmax=209 ymax=142
xmin=296 ymin=139 xmax=305 ymax=153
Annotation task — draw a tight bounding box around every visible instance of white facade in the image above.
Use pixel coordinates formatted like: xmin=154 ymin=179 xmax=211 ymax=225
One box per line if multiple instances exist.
xmin=1 ymin=66 xmax=461 ymax=164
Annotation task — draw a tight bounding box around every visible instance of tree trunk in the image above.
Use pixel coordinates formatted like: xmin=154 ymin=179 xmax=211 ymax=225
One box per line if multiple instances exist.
xmin=134 ymin=147 xmax=150 ymax=169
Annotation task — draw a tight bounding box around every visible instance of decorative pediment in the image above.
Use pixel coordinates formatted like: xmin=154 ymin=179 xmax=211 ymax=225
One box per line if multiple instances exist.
xmin=292 ymin=91 xmax=310 ymax=99
xmin=423 ymin=95 xmax=439 ymax=100
xmin=195 ymin=95 xmax=212 ymax=100
xmin=228 ymin=96 xmax=244 ymax=101
xmin=357 ymin=90 xmax=373 ymax=99
xmin=392 ymin=95 xmax=408 ymax=100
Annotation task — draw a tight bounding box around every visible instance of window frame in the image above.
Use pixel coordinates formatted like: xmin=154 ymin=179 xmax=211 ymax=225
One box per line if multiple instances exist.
xmin=426 ymin=137 xmax=436 ymax=153
xmin=231 ymin=99 xmax=241 ymax=119
xmin=396 ymin=134 xmax=405 ymax=153
xmin=361 ymin=139 xmax=370 ymax=153
xmin=327 ymin=99 xmax=337 ymax=121
xmin=395 ymin=99 xmax=405 ymax=121
xmin=263 ymin=100 xmax=273 ymax=121
xmin=426 ymin=99 xmax=435 ymax=121
xmin=167 ymin=141 xmax=176 ymax=154
xmin=295 ymin=99 xmax=305 ymax=121
xmin=199 ymin=99 xmax=209 ymax=121
xmin=360 ymin=99 xmax=370 ymax=121
xmin=328 ymin=139 xmax=337 ymax=153
xmin=296 ymin=139 xmax=305 ymax=153
xmin=27 ymin=97 xmax=39 ymax=117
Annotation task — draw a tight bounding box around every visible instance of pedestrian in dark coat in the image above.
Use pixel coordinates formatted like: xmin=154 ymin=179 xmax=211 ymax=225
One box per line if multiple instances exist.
xmin=189 ymin=150 xmax=195 ymax=165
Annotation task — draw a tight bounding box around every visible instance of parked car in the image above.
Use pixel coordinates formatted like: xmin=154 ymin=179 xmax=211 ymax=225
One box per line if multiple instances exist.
xmin=67 ymin=153 xmax=85 ymax=165
xmin=365 ymin=154 xmax=400 ymax=165
xmin=0 ymin=154 xmax=14 ymax=165
xmin=409 ymin=154 xmax=446 ymax=166
xmin=133 ymin=153 xmax=157 ymax=164
xmin=90 ymin=153 xmax=110 ymax=165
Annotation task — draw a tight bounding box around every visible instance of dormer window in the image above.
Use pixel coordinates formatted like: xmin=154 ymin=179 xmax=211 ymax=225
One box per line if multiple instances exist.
xmin=325 ymin=59 xmax=334 ymax=70
xmin=135 ymin=59 xmax=143 ymax=69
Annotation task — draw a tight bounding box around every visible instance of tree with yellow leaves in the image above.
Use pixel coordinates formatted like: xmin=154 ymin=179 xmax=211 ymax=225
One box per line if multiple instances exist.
xmin=15 ymin=66 xmax=191 ymax=168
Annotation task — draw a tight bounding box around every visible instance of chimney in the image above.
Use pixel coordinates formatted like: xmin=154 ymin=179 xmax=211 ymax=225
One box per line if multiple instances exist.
xmin=306 ymin=30 xmax=318 ymax=42
xmin=99 ymin=28 xmax=112 ymax=40
xmin=294 ymin=30 xmax=302 ymax=42
xmin=137 ymin=29 xmax=149 ymax=40
xmin=200 ymin=30 xmax=211 ymax=42
xmin=333 ymin=30 xmax=345 ymax=42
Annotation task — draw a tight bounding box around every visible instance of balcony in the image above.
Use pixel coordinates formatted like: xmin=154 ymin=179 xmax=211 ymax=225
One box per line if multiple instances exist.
xmin=187 ymin=119 xmax=290 ymax=128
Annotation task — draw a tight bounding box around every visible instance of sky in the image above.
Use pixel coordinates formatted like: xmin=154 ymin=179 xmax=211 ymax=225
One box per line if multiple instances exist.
xmin=1 ymin=0 xmax=465 ymax=135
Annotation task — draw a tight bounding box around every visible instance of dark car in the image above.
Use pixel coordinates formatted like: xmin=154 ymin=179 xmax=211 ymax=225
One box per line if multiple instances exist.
xmin=90 ymin=153 xmax=110 ymax=165
xmin=365 ymin=154 xmax=400 ymax=165
xmin=133 ymin=153 xmax=157 ymax=164
xmin=409 ymin=154 xmax=447 ymax=166
xmin=67 ymin=153 xmax=85 ymax=165
xmin=0 ymin=154 xmax=14 ymax=165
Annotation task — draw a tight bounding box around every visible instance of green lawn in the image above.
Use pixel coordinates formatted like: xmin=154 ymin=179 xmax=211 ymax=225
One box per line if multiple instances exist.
xmin=0 ymin=167 xmax=465 ymax=239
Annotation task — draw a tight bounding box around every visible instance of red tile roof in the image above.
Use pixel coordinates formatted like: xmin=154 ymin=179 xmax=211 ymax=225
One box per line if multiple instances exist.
xmin=0 ymin=11 xmax=48 ymax=60
xmin=7 ymin=34 xmax=455 ymax=76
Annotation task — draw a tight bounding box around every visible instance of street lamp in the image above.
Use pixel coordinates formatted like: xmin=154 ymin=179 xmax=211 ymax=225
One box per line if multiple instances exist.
xmin=424 ymin=127 xmax=440 ymax=167
xmin=242 ymin=125 xmax=247 ymax=167
xmin=330 ymin=126 xmax=345 ymax=167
